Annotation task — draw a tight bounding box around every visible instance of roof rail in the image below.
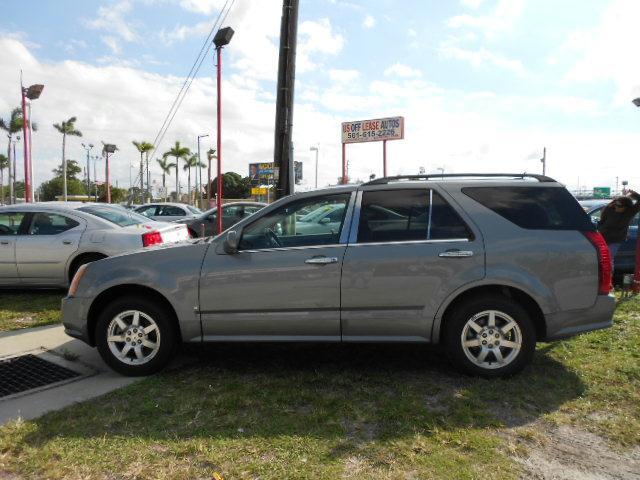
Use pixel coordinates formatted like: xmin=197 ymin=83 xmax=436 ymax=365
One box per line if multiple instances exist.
xmin=362 ymin=173 xmax=556 ymax=186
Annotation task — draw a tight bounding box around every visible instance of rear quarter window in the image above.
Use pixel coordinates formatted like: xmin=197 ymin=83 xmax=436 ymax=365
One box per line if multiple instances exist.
xmin=462 ymin=186 xmax=594 ymax=231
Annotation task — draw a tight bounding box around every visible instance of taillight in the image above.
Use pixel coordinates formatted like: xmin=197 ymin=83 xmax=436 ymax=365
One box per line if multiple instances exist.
xmin=583 ymin=231 xmax=612 ymax=295
xmin=142 ymin=231 xmax=163 ymax=247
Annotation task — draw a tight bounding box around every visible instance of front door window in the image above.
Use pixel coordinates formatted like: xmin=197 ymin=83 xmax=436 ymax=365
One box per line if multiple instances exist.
xmin=239 ymin=194 xmax=351 ymax=250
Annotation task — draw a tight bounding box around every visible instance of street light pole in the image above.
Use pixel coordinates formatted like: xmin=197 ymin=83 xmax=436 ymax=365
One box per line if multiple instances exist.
xmin=213 ymin=26 xmax=234 ymax=234
xmin=310 ymin=144 xmax=319 ymax=189
xmin=81 ymin=143 xmax=94 ymax=194
xmin=197 ymin=134 xmax=209 ymax=208
xmin=102 ymin=143 xmax=117 ymax=204
xmin=20 ymin=80 xmax=43 ymax=203
xmin=541 ymin=147 xmax=547 ymax=176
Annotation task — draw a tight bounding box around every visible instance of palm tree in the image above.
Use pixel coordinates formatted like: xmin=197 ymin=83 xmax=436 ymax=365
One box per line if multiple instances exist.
xmin=0 ymin=154 xmax=8 ymax=204
xmin=156 ymin=157 xmax=175 ymax=201
xmin=132 ymin=141 xmax=154 ymax=202
xmin=162 ymin=141 xmax=190 ymax=202
xmin=183 ymin=154 xmax=206 ymax=204
xmin=53 ymin=117 xmax=82 ymax=201
xmin=0 ymin=108 xmax=25 ymax=204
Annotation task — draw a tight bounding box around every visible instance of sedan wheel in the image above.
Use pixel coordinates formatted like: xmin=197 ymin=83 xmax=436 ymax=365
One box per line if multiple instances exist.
xmin=444 ymin=295 xmax=535 ymax=377
xmin=96 ymin=297 xmax=176 ymax=376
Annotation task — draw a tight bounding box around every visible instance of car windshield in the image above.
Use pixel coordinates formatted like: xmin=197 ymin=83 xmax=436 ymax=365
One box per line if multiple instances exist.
xmin=187 ymin=206 xmax=202 ymax=215
xmin=78 ymin=205 xmax=149 ymax=227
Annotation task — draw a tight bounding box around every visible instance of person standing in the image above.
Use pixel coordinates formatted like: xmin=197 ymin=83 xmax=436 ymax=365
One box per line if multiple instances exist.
xmin=597 ymin=190 xmax=640 ymax=265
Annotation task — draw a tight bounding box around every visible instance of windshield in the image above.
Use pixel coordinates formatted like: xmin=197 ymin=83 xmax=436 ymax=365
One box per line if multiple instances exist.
xmin=78 ymin=205 xmax=149 ymax=227
xmin=187 ymin=206 xmax=202 ymax=215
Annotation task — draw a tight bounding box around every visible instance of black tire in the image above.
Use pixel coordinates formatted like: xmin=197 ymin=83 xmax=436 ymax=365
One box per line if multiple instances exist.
xmin=95 ymin=296 xmax=176 ymax=376
xmin=68 ymin=254 xmax=107 ymax=284
xmin=444 ymin=295 xmax=536 ymax=378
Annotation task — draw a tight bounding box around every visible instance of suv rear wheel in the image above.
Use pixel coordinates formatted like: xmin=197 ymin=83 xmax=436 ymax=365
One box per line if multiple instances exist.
xmin=444 ymin=295 xmax=536 ymax=377
xmin=95 ymin=296 xmax=176 ymax=376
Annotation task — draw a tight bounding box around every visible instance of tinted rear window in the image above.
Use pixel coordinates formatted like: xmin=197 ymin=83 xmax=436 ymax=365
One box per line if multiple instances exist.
xmin=462 ymin=186 xmax=594 ymax=230
xmin=78 ymin=206 xmax=148 ymax=227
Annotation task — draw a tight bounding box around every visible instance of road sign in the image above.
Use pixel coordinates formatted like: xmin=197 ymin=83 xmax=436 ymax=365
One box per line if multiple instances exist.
xmin=593 ymin=187 xmax=611 ymax=199
xmin=341 ymin=116 xmax=404 ymax=144
xmin=251 ymin=187 xmax=268 ymax=195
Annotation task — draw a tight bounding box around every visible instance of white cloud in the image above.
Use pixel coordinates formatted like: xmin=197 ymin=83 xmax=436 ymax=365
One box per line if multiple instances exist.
xmin=558 ymin=0 xmax=640 ymax=104
xmin=179 ymin=0 xmax=225 ymax=15
xmin=101 ymin=36 xmax=121 ymax=55
xmin=439 ymin=44 xmax=526 ymax=76
xmin=297 ymin=18 xmax=345 ymax=73
xmin=460 ymin=0 xmax=484 ymax=9
xmin=85 ymin=1 xmax=138 ymax=43
xmin=448 ymin=0 xmax=525 ymax=39
xmin=384 ymin=63 xmax=422 ymax=78
xmin=328 ymin=69 xmax=360 ymax=83
xmin=363 ymin=15 xmax=376 ymax=29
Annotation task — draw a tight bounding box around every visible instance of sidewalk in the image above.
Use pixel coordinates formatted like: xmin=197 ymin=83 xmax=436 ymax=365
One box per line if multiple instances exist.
xmin=0 ymin=324 xmax=139 ymax=425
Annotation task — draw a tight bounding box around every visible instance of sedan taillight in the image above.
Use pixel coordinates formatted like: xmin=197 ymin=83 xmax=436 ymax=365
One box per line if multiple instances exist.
xmin=142 ymin=231 xmax=163 ymax=247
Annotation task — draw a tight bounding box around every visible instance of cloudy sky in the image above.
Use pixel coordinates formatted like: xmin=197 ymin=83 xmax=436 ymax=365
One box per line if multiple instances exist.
xmin=1 ymin=0 xmax=640 ymax=194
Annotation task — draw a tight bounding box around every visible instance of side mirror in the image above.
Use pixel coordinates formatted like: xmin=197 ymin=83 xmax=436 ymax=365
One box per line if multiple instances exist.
xmin=223 ymin=229 xmax=239 ymax=254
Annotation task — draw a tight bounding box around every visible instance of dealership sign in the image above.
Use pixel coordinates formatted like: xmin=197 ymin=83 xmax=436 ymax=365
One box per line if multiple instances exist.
xmin=341 ymin=116 xmax=404 ymax=144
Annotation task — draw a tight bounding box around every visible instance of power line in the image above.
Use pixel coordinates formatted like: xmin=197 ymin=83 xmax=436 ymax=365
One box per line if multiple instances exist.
xmin=150 ymin=0 xmax=235 ymax=158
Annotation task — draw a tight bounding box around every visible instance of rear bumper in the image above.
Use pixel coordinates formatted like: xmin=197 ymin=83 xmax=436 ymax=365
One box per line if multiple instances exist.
xmin=544 ymin=294 xmax=616 ymax=341
xmin=61 ymin=296 xmax=92 ymax=345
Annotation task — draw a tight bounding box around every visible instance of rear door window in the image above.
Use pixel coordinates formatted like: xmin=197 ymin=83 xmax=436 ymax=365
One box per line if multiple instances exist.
xmin=157 ymin=205 xmax=186 ymax=217
xmin=463 ymin=186 xmax=594 ymax=230
xmin=357 ymin=189 xmax=471 ymax=243
xmin=28 ymin=213 xmax=79 ymax=235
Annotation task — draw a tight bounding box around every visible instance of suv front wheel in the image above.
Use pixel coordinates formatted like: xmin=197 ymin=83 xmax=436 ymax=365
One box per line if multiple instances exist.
xmin=95 ymin=297 xmax=176 ymax=376
xmin=444 ymin=295 xmax=536 ymax=377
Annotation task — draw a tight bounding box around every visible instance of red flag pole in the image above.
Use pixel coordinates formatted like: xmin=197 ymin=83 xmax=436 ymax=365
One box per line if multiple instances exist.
xmin=216 ymin=45 xmax=224 ymax=234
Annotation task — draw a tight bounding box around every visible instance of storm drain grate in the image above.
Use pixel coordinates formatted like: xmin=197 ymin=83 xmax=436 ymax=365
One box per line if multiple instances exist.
xmin=0 ymin=354 xmax=81 ymax=398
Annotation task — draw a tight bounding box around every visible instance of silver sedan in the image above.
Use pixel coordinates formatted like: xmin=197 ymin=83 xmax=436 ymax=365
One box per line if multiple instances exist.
xmin=0 ymin=202 xmax=190 ymax=288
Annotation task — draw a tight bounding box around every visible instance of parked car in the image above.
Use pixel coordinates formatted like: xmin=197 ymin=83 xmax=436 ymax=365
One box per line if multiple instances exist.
xmin=134 ymin=202 xmax=202 ymax=222
xmin=63 ymin=174 xmax=614 ymax=378
xmin=174 ymin=201 xmax=266 ymax=237
xmin=0 ymin=202 xmax=190 ymax=288
xmin=580 ymin=200 xmax=638 ymax=276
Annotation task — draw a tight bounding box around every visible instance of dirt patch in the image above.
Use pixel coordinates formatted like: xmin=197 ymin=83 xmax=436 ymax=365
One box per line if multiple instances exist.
xmin=514 ymin=424 xmax=640 ymax=480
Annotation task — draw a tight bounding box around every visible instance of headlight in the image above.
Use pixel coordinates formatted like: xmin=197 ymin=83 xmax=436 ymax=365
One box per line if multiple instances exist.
xmin=68 ymin=264 xmax=89 ymax=297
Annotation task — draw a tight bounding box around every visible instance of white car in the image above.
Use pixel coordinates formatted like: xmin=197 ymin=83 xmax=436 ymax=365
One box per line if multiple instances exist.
xmin=0 ymin=202 xmax=190 ymax=288
xmin=134 ymin=203 xmax=202 ymax=222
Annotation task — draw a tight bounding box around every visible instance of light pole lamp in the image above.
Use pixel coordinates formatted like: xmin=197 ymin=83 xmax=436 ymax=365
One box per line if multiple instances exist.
xmin=310 ymin=145 xmax=319 ymax=189
xmin=102 ymin=143 xmax=117 ymax=203
xmin=20 ymin=82 xmax=43 ymax=202
xmin=213 ymin=26 xmax=234 ymax=234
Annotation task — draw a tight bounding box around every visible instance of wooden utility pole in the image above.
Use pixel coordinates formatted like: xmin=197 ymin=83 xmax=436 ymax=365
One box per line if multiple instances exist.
xmin=273 ymin=0 xmax=299 ymax=199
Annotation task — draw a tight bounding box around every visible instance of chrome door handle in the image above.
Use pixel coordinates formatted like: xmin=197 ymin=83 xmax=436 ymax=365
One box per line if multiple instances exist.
xmin=0 ymin=240 xmax=9 ymax=245
xmin=305 ymin=256 xmax=338 ymax=265
xmin=438 ymin=250 xmax=474 ymax=258
xmin=62 ymin=240 xmax=72 ymax=245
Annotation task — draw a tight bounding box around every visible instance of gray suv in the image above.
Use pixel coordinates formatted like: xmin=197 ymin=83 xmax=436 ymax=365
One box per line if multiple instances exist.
xmin=62 ymin=174 xmax=615 ymax=377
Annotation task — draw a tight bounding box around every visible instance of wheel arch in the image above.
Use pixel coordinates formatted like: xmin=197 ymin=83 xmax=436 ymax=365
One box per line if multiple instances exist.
xmin=434 ymin=284 xmax=546 ymax=343
xmin=86 ymin=284 xmax=183 ymax=347
xmin=67 ymin=252 xmax=109 ymax=283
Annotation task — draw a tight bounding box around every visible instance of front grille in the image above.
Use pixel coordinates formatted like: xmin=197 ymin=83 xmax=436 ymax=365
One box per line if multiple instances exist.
xmin=0 ymin=354 xmax=81 ymax=398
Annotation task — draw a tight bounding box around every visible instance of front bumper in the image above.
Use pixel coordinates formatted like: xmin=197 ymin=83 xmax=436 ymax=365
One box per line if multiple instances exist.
xmin=61 ymin=296 xmax=92 ymax=345
xmin=544 ymin=294 xmax=616 ymax=341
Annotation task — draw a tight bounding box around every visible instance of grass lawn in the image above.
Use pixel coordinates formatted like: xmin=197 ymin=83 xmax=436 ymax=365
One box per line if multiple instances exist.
xmin=0 ymin=291 xmax=64 ymax=332
xmin=0 ymin=296 xmax=638 ymax=479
